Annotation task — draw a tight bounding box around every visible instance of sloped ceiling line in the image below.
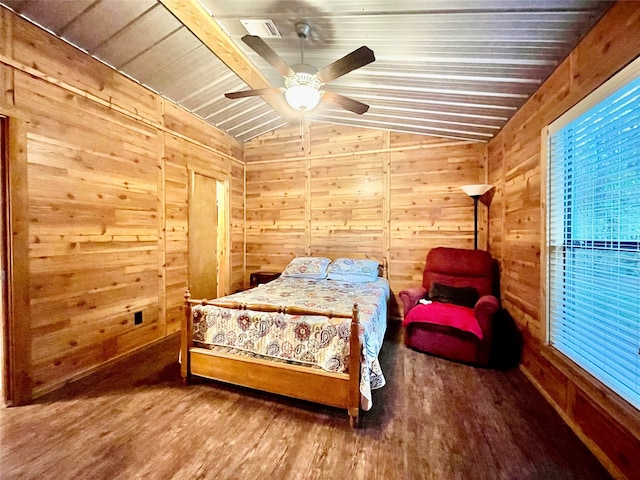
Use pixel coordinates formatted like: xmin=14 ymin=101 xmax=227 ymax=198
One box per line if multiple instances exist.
xmin=0 ymin=0 xmax=613 ymax=142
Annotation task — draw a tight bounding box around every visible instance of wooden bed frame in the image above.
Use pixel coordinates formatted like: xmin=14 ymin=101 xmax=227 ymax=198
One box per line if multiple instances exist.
xmin=181 ymin=290 xmax=363 ymax=427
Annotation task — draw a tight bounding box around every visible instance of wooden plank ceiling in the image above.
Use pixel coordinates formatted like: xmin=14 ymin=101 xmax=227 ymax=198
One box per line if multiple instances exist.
xmin=0 ymin=0 xmax=613 ymax=142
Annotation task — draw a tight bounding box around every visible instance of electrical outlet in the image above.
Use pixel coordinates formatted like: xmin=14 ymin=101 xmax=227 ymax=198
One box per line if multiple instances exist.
xmin=134 ymin=311 xmax=143 ymax=325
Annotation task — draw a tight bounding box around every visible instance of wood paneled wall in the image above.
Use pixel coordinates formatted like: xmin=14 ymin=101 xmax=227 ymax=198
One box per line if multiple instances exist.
xmin=245 ymin=124 xmax=487 ymax=315
xmin=5 ymin=5 xmax=636 ymax=478
xmin=0 ymin=8 xmax=244 ymax=398
xmin=486 ymin=3 xmax=640 ymax=479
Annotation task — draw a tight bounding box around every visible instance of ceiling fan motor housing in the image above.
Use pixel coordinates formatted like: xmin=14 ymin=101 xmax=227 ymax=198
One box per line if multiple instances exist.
xmin=295 ymin=22 xmax=311 ymax=39
xmin=285 ymin=70 xmax=321 ymax=90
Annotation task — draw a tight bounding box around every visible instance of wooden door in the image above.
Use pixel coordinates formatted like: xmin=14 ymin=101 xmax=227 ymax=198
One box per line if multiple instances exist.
xmin=188 ymin=172 xmax=218 ymax=299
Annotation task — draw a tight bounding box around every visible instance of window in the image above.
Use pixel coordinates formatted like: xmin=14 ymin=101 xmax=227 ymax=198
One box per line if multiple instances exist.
xmin=546 ymin=58 xmax=640 ymax=410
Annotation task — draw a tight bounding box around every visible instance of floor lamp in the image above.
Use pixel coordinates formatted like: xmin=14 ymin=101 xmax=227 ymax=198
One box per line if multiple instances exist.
xmin=460 ymin=184 xmax=493 ymax=249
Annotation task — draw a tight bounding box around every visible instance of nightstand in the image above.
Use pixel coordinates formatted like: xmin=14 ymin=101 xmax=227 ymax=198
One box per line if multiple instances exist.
xmin=250 ymin=271 xmax=281 ymax=288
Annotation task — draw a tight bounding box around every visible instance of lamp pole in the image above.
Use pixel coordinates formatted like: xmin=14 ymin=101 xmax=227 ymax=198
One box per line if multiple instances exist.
xmin=471 ymin=195 xmax=480 ymax=249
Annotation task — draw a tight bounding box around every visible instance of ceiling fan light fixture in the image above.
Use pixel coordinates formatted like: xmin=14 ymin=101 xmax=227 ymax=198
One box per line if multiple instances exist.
xmin=285 ymin=85 xmax=321 ymax=111
xmin=285 ymin=72 xmax=322 ymax=111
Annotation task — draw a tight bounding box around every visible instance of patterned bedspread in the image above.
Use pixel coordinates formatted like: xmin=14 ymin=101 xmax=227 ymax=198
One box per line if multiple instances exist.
xmin=191 ymin=276 xmax=390 ymax=411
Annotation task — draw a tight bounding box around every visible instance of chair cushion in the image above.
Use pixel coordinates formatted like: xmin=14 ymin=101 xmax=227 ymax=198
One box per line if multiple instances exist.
xmin=402 ymin=302 xmax=483 ymax=340
xmin=428 ymin=282 xmax=479 ymax=308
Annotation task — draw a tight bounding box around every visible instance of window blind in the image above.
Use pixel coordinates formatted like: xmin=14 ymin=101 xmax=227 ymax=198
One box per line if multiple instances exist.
xmin=547 ymin=70 xmax=640 ymax=410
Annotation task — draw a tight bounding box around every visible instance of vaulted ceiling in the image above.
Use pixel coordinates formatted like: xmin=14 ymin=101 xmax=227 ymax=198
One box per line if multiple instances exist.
xmin=0 ymin=0 xmax=613 ymax=142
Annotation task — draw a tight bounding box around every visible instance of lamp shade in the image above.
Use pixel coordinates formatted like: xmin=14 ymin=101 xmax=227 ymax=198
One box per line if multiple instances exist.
xmin=460 ymin=184 xmax=492 ymax=198
xmin=285 ymin=84 xmax=321 ymax=111
xmin=284 ymin=70 xmax=323 ymax=112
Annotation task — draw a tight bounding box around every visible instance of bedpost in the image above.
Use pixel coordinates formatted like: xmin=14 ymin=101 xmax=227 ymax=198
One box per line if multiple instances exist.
xmin=181 ymin=289 xmax=192 ymax=385
xmin=348 ymin=303 xmax=361 ymax=428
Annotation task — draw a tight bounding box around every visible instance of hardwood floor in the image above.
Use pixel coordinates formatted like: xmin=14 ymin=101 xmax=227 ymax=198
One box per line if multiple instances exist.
xmin=1 ymin=323 xmax=612 ymax=480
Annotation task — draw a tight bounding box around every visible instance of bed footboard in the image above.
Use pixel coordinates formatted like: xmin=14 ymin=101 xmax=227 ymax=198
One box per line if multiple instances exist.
xmin=182 ymin=290 xmax=362 ymax=427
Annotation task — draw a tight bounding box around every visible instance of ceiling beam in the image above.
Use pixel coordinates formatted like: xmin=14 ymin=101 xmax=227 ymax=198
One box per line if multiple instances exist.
xmin=158 ymin=0 xmax=295 ymax=122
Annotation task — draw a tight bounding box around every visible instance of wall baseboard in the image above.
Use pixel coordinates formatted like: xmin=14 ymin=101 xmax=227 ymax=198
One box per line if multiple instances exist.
xmin=30 ymin=332 xmax=180 ymax=401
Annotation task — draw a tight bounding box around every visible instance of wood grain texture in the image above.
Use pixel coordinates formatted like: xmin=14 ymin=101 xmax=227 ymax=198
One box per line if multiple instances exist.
xmin=188 ymin=173 xmax=218 ymax=299
xmin=486 ymin=3 xmax=640 ymax=479
xmin=163 ymin=100 xmax=242 ymax=160
xmin=389 ymin=141 xmax=486 ymax=298
xmin=163 ymin=129 xmax=238 ymax=332
xmin=0 ymin=329 xmax=613 ymax=480
xmin=245 ymin=126 xmax=486 ymax=316
xmin=10 ymin=8 xmax=159 ymax=123
xmin=244 ymin=125 xmax=307 ymax=161
xmin=17 ymin=68 xmax=161 ymax=395
xmin=308 ymin=124 xmax=384 ymax=157
xmin=183 ymin=295 xmax=361 ymax=424
xmin=487 ymin=138 xmax=504 ymax=266
xmin=309 ymin=151 xmax=384 ymax=259
xmin=245 ymin=157 xmax=307 ymax=273
xmin=1 ymin=8 xmax=14 ymax=107
xmin=4 ymin=116 xmax=31 ymax=405
xmin=189 ymin=347 xmax=351 ymax=408
xmin=230 ymin=161 xmax=245 ymax=292
xmin=2 ymin=10 xmax=244 ymax=398
xmin=163 ymin=135 xmax=189 ymax=336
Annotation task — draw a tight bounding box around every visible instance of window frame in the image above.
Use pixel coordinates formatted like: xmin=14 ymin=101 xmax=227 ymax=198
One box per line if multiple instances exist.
xmin=541 ymin=55 xmax=640 ymax=409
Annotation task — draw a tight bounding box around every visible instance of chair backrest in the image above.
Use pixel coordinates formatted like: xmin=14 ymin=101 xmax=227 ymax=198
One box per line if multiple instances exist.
xmin=422 ymin=247 xmax=496 ymax=297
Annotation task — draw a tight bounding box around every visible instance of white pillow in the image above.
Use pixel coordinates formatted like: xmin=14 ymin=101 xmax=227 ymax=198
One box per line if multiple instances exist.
xmin=281 ymin=256 xmax=331 ymax=279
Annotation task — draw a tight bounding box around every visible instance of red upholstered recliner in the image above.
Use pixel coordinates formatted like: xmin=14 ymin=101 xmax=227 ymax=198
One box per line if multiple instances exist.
xmin=399 ymin=247 xmax=500 ymax=366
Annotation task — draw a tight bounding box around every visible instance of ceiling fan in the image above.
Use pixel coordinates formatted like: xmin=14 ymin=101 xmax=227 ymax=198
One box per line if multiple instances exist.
xmin=224 ymin=22 xmax=375 ymax=115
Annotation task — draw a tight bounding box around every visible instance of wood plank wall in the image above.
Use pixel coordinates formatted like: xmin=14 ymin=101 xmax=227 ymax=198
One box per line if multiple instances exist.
xmin=4 ymin=5 xmax=636 ymax=477
xmin=0 ymin=8 xmax=244 ymax=398
xmin=486 ymin=3 xmax=640 ymax=479
xmin=245 ymin=124 xmax=487 ymax=316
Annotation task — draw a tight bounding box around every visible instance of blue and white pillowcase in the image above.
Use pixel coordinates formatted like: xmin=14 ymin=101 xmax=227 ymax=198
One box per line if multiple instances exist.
xmin=281 ymin=256 xmax=331 ymax=279
xmin=327 ymin=258 xmax=379 ymax=283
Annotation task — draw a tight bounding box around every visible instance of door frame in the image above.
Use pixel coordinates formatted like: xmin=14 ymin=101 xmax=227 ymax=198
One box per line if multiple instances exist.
xmin=1 ymin=115 xmax=31 ymax=406
xmin=187 ymin=169 xmax=231 ymax=298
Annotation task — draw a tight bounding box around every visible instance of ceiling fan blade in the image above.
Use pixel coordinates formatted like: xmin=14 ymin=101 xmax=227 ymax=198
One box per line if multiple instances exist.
xmin=225 ymin=89 xmax=298 ymax=121
xmin=241 ymin=35 xmax=295 ymax=78
xmin=321 ymin=91 xmax=370 ymax=115
xmin=224 ymin=87 xmax=282 ymax=99
xmin=316 ymin=46 xmax=375 ymax=84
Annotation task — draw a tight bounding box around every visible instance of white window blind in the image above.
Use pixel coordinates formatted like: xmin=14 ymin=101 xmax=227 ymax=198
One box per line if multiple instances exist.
xmin=547 ymin=62 xmax=640 ymax=410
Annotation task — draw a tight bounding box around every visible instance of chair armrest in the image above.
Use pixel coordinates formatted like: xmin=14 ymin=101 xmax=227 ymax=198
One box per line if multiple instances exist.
xmin=474 ymin=295 xmax=500 ymax=334
xmin=398 ymin=286 xmax=428 ymax=317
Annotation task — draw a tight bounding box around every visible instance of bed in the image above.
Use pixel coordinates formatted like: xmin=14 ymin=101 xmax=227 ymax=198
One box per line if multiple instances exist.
xmin=181 ymin=257 xmax=390 ymax=427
